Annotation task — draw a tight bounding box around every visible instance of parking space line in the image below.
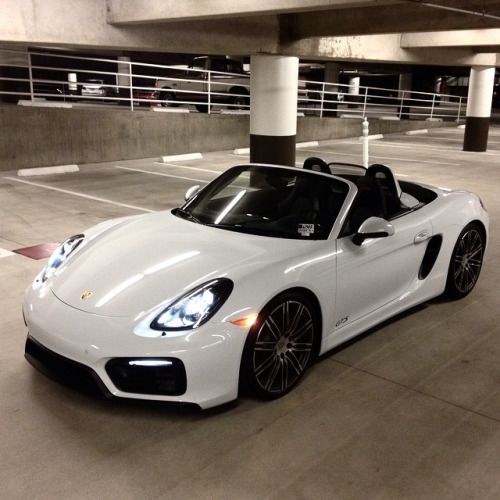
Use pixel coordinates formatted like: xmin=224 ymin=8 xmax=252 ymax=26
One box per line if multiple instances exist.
xmin=4 ymin=176 xmax=154 ymax=213
xmin=369 ymin=141 xmax=500 ymax=156
xmin=153 ymin=162 xmax=221 ymax=174
xmin=116 ymin=166 xmax=210 ymax=183
xmin=299 ymin=148 xmax=460 ymax=166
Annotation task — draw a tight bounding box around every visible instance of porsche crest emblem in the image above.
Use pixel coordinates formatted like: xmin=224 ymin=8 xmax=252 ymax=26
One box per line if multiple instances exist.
xmin=81 ymin=290 xmax=94 ymax=300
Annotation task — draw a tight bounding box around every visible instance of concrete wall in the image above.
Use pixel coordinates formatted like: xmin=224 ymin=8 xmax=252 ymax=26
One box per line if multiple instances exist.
xmin=0 ymin=106 xmax=448 ymax=171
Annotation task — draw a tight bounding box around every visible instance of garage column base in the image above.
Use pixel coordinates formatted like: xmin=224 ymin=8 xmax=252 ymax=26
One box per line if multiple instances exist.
xmin=250 ymin=134 xmax=296 ymax=166
xmin=463 ymin=117 xmax=490 ymax=152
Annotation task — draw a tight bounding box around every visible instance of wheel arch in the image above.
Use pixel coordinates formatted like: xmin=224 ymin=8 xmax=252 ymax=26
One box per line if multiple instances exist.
xmin=229 ymin=85 xmax=249 ymax=96
xmin=469 ymin=219 xmax=487 ymax=246
xmin=266 ymin=286 xmax=323 ymax=358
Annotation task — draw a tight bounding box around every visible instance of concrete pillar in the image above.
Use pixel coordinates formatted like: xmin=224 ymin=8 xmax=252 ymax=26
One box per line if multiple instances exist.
xmin=250 ymin=55 xmax=298 ymax=166
xmin=398 ymin=73 xmax=412 ymax=119
xmin=324 ymin=62 xmax=340 ymax=85
xmin=117 ymin=56 xmax=131 ymax=95
xmin=348 ymin=76 xmax=360 ymax=95
xmin=324 ymin=62 xmax=341 ymax=117
xmin=398 ymin=73 xmax=412 ymax=96
xmin=463 ymin=66 xmax=495 ymax=152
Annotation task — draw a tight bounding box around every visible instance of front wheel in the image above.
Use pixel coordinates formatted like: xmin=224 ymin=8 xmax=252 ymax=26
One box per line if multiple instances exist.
xmin=241 ymin=293 xmax=318 ymax=399
xmin=444 ymin=223 xmax=485 ymax=299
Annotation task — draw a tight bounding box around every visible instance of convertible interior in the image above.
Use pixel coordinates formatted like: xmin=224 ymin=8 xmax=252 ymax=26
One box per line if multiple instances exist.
xmin=302 ymin=156 xmax=438 ymax=235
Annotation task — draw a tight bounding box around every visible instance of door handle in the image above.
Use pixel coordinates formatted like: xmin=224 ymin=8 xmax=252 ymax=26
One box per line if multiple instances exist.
xmin=414 ymin=230 xmax=431 ymax=243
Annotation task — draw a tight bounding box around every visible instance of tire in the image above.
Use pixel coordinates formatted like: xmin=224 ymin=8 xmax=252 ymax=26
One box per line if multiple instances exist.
xmin=195 ymin=103 xmax=211 ymax=113
xmin=228 ymin=89 xmax=249 ymax=110
xmin=160 ymin=89 xmax=179 ymax=107
xmin=240 ymin=292 xmax=318 ymax=399
xmin=444 ymin=223 xmax=485 ymax=299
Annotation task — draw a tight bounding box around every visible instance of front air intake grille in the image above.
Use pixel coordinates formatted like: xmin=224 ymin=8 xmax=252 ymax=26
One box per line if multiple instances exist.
xmin=105 ymin=358 xmax=187 ymax=396
xmin=25 ymin=336 xmax=111 ymax=398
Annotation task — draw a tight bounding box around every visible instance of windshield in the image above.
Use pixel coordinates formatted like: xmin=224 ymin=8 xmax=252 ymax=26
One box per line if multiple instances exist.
xmin=174 ymin=165 xmax=349 ymax=240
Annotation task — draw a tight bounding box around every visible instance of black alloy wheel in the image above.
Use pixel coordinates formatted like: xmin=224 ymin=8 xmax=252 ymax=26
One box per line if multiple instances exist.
xmin=445 ymin=223 xmax=485 ymax=299
xmin=241 ymin=293 xmax=318 ymax=399
xmin=160 ymin=90 xmax=178 ymax=107
xmin=229 ymin=93 xmax=249 ymax=110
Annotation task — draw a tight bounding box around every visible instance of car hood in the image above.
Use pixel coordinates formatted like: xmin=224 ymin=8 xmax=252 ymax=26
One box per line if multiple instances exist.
xmin=50 ymin=211 xmax=313 ymax=318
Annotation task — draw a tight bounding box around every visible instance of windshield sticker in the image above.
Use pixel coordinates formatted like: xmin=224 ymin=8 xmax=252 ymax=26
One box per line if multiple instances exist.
xmin=298 ymin=224 xmax=315 ymax=237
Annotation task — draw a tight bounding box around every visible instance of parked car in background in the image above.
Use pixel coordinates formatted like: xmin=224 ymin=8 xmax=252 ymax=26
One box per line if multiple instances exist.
xmin=155 ymin=56 xmax=250 ymax=112
xmin=81 ymin=79 xmax=109 ymax=99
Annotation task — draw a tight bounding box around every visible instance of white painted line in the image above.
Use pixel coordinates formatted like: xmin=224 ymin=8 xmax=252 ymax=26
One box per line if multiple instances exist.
xmin=426 ymin=117 xmax=443 ymax=122
xmin=18 ymin=100 xmax=72 ymax=108
xmin=405 ymin=129 xmax=428 ymax=136
xmin=116 ymin=166 xmax=209 ymax=184
xmin=297 ymin=141 xmax=319 ymax=148
xmin=371 ymin=141 xmax=500 ymax=156
xmin=161 ymin=152 xmax=203 ymax=162
xmin=152 ymin=107 xmax=190 ymax=113
xmin=233 ymin=147 xmax=250 ymax=155
xmin=4 ymin=177 xmax=153 ymax=213
xmin=395 ymin=173 xmax=409 ymax=177
xmin=220 ymin=110 xmax=250 ymax=115
xmin=299 ymin=148 xmax=460 ymax=166
xmin=17 ymin=164 xmax=79 ymax=177
xmin=0 ymin=248 xmax=15 ymax=259
xmin=154 ymin=162 xmax=221 ymax=174
xmin=340 ymin=114 xmax=363 ymax=119
xmin=358 ymin=134 xmax=384 ymax=141
xmin=379 ymin=116 xmax=400 ymax=121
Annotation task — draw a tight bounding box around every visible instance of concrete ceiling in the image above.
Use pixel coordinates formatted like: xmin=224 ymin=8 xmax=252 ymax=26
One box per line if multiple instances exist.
xmin=2 ymin=0 xmax=500 ymax=66
xmin=105 ymin=0 xmax=500 ymax=66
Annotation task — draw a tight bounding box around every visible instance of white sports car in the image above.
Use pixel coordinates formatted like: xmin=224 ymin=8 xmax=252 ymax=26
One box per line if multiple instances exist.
xmin=23 ymin=159 xmax=489 ymax=409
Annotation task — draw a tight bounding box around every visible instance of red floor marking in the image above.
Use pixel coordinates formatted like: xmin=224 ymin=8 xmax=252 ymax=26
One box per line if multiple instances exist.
xmin=13 ymin=243 xmax=60 ymax=260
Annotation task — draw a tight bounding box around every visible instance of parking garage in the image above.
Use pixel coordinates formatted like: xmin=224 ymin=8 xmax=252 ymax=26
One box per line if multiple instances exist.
xmin=2 ymin=1 xmax=500 ymax=499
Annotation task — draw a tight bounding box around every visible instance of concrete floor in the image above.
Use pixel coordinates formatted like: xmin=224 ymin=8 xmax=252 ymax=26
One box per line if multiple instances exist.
xmin=1 ymin=126 xmax=500 ymax=499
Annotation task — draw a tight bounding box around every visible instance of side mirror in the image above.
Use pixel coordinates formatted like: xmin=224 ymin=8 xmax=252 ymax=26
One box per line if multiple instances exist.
xmin=352 ymin=216 xmax=394 ymax=246
xmin=184 ymin=184 xmax=201 ymax=202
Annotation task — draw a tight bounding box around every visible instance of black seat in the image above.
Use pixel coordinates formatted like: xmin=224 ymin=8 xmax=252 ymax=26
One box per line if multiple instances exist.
xmin=366 ymin=164 xmax=403 ymax=218
xmin=347 ymin=175 xmax=386 ymax=233
xmin=303 ymin=157 xmax=332 ymax=175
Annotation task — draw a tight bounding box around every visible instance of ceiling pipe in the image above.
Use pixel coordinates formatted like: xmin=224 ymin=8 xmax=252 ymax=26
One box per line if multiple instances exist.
xmin=403 ymin=0 xmax=500 ymax=21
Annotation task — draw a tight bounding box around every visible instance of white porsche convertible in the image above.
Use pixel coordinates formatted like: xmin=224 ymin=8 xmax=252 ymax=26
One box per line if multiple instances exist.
xmin=23 ymin=159 xmax=489 ymax=409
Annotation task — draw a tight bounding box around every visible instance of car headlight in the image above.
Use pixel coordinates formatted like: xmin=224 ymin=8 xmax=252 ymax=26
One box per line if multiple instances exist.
xmin=150 ymin=278 xmax=233 ymax=331
xmin=41 ymin=234 xmax=85 ymax=282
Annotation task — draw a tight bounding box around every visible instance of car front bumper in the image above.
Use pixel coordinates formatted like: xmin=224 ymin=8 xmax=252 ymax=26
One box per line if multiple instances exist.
xmin=23 ymin=286 xmax=247 ymax=409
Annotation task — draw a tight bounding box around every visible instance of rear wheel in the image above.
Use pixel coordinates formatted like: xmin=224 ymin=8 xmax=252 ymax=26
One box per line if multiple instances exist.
xmin=228 ymin=89 xmax=249 ymax=110
xmin=160 ymin=90 xmax=179 ymax=107
xmin=241 ymin=293 xmax=318 ymax=399
xmin=195 ymin=103 xmax=211 ymax=113
xmin=444 ymin=223 xmax=485 ymax=299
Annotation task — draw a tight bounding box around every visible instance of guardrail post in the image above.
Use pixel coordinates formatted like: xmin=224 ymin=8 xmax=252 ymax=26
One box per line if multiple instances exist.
xmin=208 ymin=71 xmax=211 ymax=114
xmin=362 ymin=87 xmax=368 ymax=119
xmin=28 ymin=52 xmax=34 ymax=102
xmin=457 ymin=97 xmax=463 ymax=122
xmin=362 ymin=118 xmax=369 ymax=168
xmin=129 ymin=61 xmax=134 ymax=111
xmin=320 ymin=82 xmax=325 ymax=118
xmin=398 ymin=90 xmax=405 ymax=119
xmin=430 ymin=94 xmax=436 ymax=120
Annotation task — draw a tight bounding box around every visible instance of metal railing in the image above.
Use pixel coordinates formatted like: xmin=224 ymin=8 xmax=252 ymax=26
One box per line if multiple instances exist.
xmin=0 ymin=49 xmax=467 ymax=121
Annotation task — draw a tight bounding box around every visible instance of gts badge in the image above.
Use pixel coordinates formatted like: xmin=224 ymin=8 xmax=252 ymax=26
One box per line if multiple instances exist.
xmin=336 ymin=316 xmax=349 ymax=327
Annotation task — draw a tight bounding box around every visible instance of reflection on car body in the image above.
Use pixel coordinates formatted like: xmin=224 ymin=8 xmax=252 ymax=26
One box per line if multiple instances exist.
xmin=23 ymin=160 xmax=488 ymax=409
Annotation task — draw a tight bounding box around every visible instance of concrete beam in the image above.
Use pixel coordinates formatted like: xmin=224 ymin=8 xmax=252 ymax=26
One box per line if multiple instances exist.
xmin=401 ymin=29 xmax=500 ymax=48
xmin=292 ymin=2 xmax=500 ymax=38
xmin=0 ymin=0 xmax=279 ymax=55
xmin=106 ymin=0 xmax=397 ymax=25
xmin=282 ymin=34 xmax=499 ymax=66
